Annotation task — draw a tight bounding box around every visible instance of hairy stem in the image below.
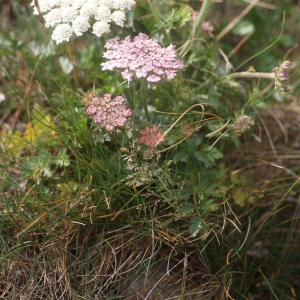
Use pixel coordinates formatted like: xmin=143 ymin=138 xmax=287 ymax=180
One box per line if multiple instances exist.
xmin=147 ymin=0 xmax=170 ymax=44
xmin=221 ymin=72 xmax=276 ymax=80
xmin=179 ymin=0 xmax=212 ymax=57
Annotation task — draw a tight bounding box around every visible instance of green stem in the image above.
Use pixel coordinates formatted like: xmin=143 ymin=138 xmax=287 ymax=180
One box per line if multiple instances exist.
xmin=147 ymin=0 xmax=160 ymax=21
xmin=147 ymin=0 xmax=170 ymax=44
xmin=142 ymin=96 xmax=150 ymax=121
xmin=140 ymin=80 xmax=150 ymax=121
xmin=179 ymin=0 xmax=212 ymax=57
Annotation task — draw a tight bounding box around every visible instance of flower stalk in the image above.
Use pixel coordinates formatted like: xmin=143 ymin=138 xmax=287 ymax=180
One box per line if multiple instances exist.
xmin=223 ymin=72 xmax=276 ymax=80
xmin=221 ymin=60 xmax=292 ymax=95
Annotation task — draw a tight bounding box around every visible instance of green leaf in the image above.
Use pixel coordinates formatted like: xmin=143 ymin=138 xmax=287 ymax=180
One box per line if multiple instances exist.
xmin=207 ymin=86 xmax=222 ymax=108
xmin=136 ymin=18 xmax=157 ymax=35
xmin=126 ymin=129 xmax=133 ymax=139
xmin=199 ymin=199 xmax=218 ymax=213
xmin=21 ymin=163 xmax=35 ymax=178
xmin=187 ymin=135 xmax=203 ymax=148
xmin=165 ymin=7 xmax=192 ymax=29
xmin=133 ymin=19 xmax=149 ymax=35
xmin=80 ymin=44 xmax=100 ymax=68
xmin=189 ymin=217 xmax=208 ymax=237
xmin=163 ymin=187 xmax=192 ymax=203
xmin=252 ymin=133 xmax=262 ymax=143
xmin=40 ymin=166 xmax=53 ymax=178
xmin=54 ymin=148 xmax=70 ymax=167
xmin=193 ymin=145 xmax=223 ymax=168
xmin=232 ymin=20 xmax=254 ymax=36
xmin=172 ymin=151 xmax=189 ymax=163
xmin=120 ymin=26 xmax=137 ymax=39
xmin=203 ymin=184 xmax=224 ymax=198
xmin=21 ymin=148 xmax=69 ymax=183
xmin=177 ymin=202 xmax=195 ymax=217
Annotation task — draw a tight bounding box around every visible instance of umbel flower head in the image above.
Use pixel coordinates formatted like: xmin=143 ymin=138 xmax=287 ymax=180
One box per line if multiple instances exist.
xmin=272 ymin=60 xmax=292 ymax=95
xmin=138 ymin=125 xmax=165 ymax=148
xmin=31 ymin=0 xmax=136 ymax=44
xmin=86 ymin=93 xmax=132 ymax=132
xmin=101 ymin=33 xmax=185 ymax=83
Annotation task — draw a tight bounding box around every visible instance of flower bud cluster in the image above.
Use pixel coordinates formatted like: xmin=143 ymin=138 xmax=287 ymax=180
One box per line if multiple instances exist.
xmin=86 ymin=94 xmax=132 ymax=132
xmin=31 ymin=0 xmax=136 ymax=44
xmin=101 ymin=33 xmax=185 ymax=83
xmin=272 ymin=60 xmax=292 ymax=95
xmin=138 ymin=125 xmax=165 ymax=148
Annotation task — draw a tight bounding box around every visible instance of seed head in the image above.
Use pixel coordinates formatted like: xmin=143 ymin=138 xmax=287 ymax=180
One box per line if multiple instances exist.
xmin=231 ymin=115 xmax=252 ymax=137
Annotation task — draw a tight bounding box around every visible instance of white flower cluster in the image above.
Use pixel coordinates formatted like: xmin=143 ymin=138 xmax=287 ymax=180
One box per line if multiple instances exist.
xmin=31 ymin=0 xmax=136 ymax=44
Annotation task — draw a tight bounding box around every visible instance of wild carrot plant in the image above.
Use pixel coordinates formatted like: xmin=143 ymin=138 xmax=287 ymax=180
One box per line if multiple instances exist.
xmin=0 ymin=0 xmax=299 ymax=299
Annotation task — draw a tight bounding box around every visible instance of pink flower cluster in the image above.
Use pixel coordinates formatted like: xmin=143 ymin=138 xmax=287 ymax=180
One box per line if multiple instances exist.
xmin=86 ymin=94 xmax=132 ymax=132
xmin=101 ymin=33 xmax=185 ymax=83
xmin=138 ymin=125 xmax=165 ymax=148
